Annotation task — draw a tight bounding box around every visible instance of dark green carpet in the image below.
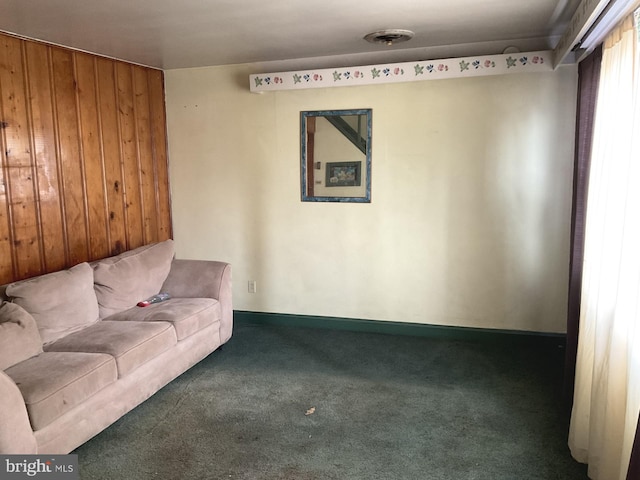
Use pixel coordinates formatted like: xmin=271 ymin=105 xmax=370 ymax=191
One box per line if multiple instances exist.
xmin=74 ymin=323 xmax=588 ymax=479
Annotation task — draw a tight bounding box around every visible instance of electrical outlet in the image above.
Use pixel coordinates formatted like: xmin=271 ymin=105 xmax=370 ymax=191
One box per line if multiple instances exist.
xmin=248 ymin=280 xmax=257 ymax=293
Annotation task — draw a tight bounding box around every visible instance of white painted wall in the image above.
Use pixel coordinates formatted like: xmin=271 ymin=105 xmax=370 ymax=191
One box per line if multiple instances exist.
xmin=164 ymin=63 xmax=578 ymax=333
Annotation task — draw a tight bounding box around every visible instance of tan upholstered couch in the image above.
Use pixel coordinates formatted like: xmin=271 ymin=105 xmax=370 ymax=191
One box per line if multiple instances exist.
xmin=0 ymin=240 xmax=232 ymax=454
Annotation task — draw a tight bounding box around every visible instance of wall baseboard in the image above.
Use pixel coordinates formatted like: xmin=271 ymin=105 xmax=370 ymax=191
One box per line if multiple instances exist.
xmin=233 ymin=311 xmax=566 ymax=348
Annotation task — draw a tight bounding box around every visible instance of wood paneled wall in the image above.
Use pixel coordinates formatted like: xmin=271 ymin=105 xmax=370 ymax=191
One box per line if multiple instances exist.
xmin=0 ymin=33 xmax=172 ymax=284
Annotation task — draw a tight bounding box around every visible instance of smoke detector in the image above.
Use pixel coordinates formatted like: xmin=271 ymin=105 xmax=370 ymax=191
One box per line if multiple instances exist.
xmin=364 ymin=29 xmax=415 ymax=46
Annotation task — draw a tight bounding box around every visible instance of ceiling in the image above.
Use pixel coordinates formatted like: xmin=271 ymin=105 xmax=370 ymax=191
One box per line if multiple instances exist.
xmin=0 ymin=0 xmax=583 ymax=71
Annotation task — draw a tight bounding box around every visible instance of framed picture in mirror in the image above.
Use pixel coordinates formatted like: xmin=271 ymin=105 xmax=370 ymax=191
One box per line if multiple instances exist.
xmin=326 ymin=161 xmax=361 ymax=187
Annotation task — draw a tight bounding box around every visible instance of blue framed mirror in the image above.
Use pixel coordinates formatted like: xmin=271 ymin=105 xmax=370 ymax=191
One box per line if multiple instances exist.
xmin=301 ymin=109 xmax=372 ymax=203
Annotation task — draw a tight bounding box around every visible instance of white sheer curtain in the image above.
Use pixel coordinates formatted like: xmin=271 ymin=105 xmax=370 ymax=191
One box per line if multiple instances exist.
xmin=568 ymin=14 xmax=640 ymax=480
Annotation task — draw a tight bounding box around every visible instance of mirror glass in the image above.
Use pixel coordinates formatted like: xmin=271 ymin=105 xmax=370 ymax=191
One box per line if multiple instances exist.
xmin=301 ymin=109 xmax=372 ymax=202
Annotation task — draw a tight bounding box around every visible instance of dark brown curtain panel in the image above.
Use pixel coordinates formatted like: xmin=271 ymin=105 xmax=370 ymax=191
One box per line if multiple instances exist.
xmin=564 ymin=45 xmax=602 ymax=410
xmin=628 ymin=413 xmax=640 ymax=479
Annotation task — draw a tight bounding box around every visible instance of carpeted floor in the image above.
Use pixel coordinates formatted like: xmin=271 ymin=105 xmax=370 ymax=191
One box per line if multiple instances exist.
xmin=74 ymin=323 xmax=588 ymax=479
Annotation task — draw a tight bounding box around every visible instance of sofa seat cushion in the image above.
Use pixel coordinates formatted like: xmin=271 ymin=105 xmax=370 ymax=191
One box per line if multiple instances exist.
xmin=0 ymin=302 xmax=43 ymax=370
xmin=104 ymin=298 xmax=220 ymax=341
xmin=44 ymin=321 xmax=177 ymax=378
xmin=5 ymin=352 xmax=116 ymax=431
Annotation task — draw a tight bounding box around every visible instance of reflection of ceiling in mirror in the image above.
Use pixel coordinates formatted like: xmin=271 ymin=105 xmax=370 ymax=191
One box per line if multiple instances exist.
xmin=313 ymin=116 xmax=367 ymax=198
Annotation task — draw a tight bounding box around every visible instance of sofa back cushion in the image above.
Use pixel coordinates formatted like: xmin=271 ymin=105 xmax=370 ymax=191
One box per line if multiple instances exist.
xmin=0 ymin=302 xmax=43 ymax=370
xmin=5 ymin=262 xmax=99 ymax=345
xmin=93 ymin=240 xmax=175 ymax=319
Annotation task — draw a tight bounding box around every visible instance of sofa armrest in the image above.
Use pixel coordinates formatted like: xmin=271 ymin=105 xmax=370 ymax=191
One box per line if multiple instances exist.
xmin=0 ymin=370 xmax=37 ymax=453
xmin=161 ymin=260 xmax=233 ymax=344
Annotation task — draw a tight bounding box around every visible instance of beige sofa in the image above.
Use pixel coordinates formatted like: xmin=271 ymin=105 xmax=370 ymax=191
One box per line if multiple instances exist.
xmin=0 ymin=240 xmax=232 ymax=454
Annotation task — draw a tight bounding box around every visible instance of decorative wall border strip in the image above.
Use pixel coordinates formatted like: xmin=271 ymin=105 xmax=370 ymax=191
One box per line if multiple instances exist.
xmin=249 ymin=50 xmax=553 ymax=93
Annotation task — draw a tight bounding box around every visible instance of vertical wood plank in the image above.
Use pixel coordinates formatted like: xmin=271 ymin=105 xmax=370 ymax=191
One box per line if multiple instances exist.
xmin=0 ymin=149 xmax=12 ymax=283
xmin=116 ymin=62 xmax=143 ymax=249
xmin=75 ymin=52 xmax=109 ymax=261
xmin=148 ymin=69 xmax=172 ymax=241
xmin=24 ymin=41 xmax=67 ymax=273
xmin=21 ymin=42 xmax=47 ymax=275
xmin=96 ymin=58 xmax=127 ymax=256
xmin=50 ymin=47 xmax=89 ymax=266
xmin=133 ymin=66 xmax=158 ymax=244
xmin=0 ymin=35 xmax=43 ymax=279
xmin=0 ymin=64 xmax=14 ymax=283
xmin=306 ymin=117 xmax=316 ymax=197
